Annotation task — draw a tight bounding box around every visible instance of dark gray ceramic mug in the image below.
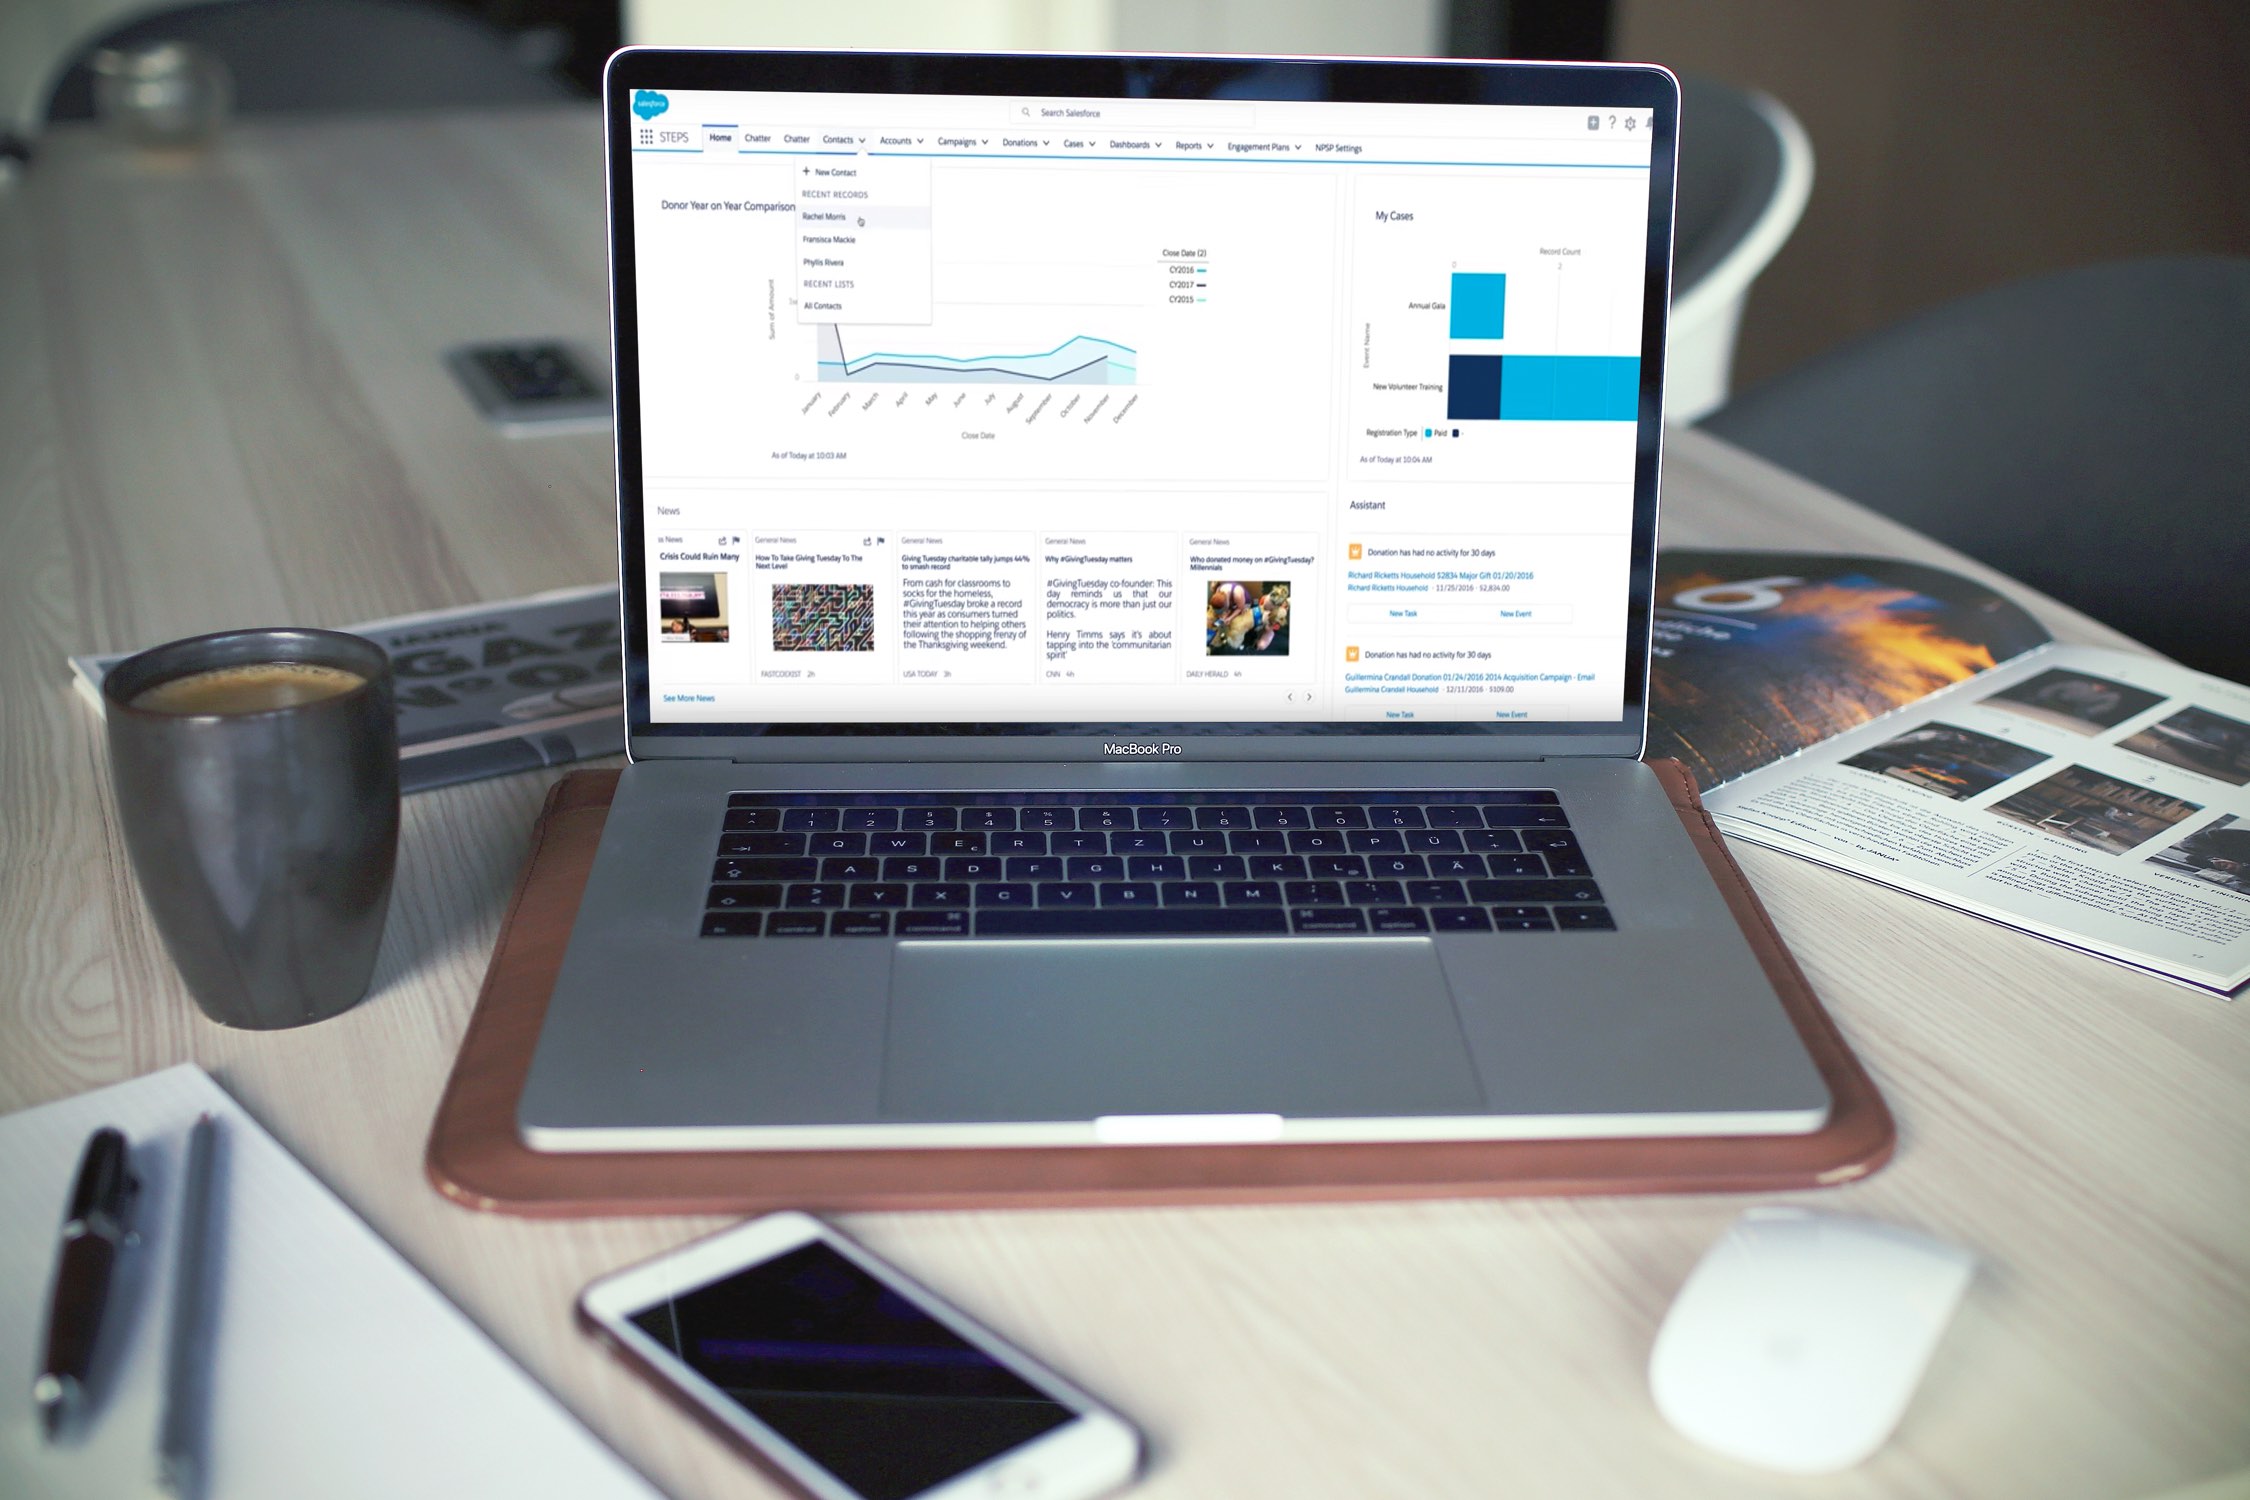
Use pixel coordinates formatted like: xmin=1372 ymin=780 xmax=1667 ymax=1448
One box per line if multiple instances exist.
xmin=102 ymin=628 xmax=399 ymax=1030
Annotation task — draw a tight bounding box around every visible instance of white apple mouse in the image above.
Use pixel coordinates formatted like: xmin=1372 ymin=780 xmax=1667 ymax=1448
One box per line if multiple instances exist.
xmin=1648 ymin=1206 xmax=1975 ymax=1475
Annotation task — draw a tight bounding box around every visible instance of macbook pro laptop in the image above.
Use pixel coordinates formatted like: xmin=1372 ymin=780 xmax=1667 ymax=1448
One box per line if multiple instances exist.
xmin=518 ymin=48 xmax=1832 ymax=1151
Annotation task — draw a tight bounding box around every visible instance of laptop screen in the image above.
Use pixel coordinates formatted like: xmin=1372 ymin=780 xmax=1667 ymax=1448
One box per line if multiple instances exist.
xmin=608 ymin=54 xmax=1675 ymax=751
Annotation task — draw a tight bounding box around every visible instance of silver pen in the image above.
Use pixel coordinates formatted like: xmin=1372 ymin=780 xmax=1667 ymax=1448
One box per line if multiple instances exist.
xmin=157 ymin=1113 xmax=221 ymax=1499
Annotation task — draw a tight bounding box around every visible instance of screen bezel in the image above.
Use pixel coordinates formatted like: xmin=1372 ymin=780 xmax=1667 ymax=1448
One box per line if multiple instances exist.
xmin=604 ymin=48 xmax=1677 ymax=765
xmin=579 ymin=1211 xmax=1135 ymax=1500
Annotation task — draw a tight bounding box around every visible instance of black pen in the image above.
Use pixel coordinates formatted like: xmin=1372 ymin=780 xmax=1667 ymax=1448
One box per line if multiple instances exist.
xmin=35 ymin=1125 xmax=138 ymax=1440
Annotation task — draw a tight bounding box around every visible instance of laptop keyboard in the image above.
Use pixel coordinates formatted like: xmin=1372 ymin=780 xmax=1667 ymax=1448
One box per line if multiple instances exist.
xmin=700 ymin=792 xmax=1609 ymax=939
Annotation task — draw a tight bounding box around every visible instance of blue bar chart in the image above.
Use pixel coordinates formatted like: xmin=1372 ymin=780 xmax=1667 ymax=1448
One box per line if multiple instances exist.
xmin=1448 ymin=273 xmax=1507 ymax=339
xmin=1446 ymin=353 xmax=1640 ymax=421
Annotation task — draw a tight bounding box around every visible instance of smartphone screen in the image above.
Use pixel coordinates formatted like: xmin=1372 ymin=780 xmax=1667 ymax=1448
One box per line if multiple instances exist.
xmin=623 ymin=1240 xmax=1077 ymax=1500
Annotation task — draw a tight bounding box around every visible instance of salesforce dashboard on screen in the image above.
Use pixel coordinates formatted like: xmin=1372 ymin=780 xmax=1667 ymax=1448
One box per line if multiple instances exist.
xmin=627 ymin=88 xmax=1656 ymax=727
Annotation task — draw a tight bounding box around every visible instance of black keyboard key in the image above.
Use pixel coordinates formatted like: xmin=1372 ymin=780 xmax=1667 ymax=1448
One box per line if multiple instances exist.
xmin=809 ymin=832 xmax=867 ymax=857
xmin=1548 ymin=855 xmax=1593 ymax=878
xmin=1406 ymin=880 xmax=1466 ymax=905
xmin=1308 ymin=854 xmax=1365 ymax=879
xmin=1054 ymin=831 xmax=1109 ymax=855
xmin=1370 ymin=805 xmax=1426 ymax=828
xmin=1432 ymin=906 xmax=1492 ymax=931
xmin=914 ymin=882 xmax=972 ymax=907
xmin=820 ymin=856 xmax=883 ymax=881
xmin=897 ymin=909 xmax=969 ymax=936
xmin=1483 ymin=806 xmax=1569 ymax=827
xmin=1109 ymin=831 xmax=1167 ymax=856
xmin=962 ymin=807 xmax=1016 ymax=831
xmin=1524 ymin=829 xmax=1579 ymax=853
xmin=975 ymin=907 xmax=1288 ymax=938
xmin=992 ymin=831 xmax=1047 ymax=855
xmin=786 ymin=883 xmax=848 ymax=908
xmin=1254 ymin=806 xmax=1310 ymax=829
xmin=884 ymin=855 xmax=943 ymax=882
xmin=1162 ymin=881 xmax=1222 ymax=906
xmin=1470 ymin=879 xmax=1604 ymax=904
xmin=782 ymin=808 xmax=840 ymax=831
xmin=842 ymin=808 xmax=899 ymax=831
xmin=849 ymin=883 xmax=910 ymax=908
xmin=933 ymin=832 xmax=986 ymax=855
xmin=1040 ymin=882 xmax=1098 ymax=908
xmin=1404 ymin=829 xmax=1464 ymax=853
xmin=1224 ymin=881 xmax=1283 ymax=906
xmin=832 ymin=910 xmax=891 ymax=936
xmin=1290 ymin=906 xmax=1367 ymax=933
xmin=1130 ymin=855 xmax=1188 ymax=881
xmin=1101 ymin=882 xmax=1162 ymax=906
xmin=1169 ymin=829 xmax=1226 ymax=854
xmin=1246 ymin=854 xmax=1304 ymax=879
xmin=1188 ymin=854 xmax=1245 ymax=880
xmin=1310 ymin=805 xmax=1370 ymax=828
xmin=1197 ymin=806 xmax=1253 ymax=829
xmin=1346 ymin=880 xmax=1403 ymax=905
xmin=723 ymin=807 xmax=782 ymax=831
xmin=1487 ymin=854 xmax=1551 ymax=878
xmin=766 ymin=910 xmax=828 ymax=936
xmin=1465 ymin=829 xmax=1525 ymax=853
xmin=1080 ymin=805 xmax=1134 ymax=830
xmin=1491 ymin=909 xmax=1557 ymax=931
xmin=945 ymin=856 xmax=1005 ymax=881
xmin=1023 ymin=807 xmax=1074 ymax=830
xmin=1425 ymin=806 xmax=1484 ymax=829
xmin=1007 ymin=856 xmax=1064 ymax=882
xmin=1227 ymin=830 xmax=1287 ymax=854
xmin=1346 ymin=829 xmax=1405 ymax=853
xmin=726 ymin=794 xmax=778 ymax=812
xmin=718 ymin=857 xmax=817 ymax=882
xmin=1365 ymin=854 xmax=1426 ymax=880
xmin=901 ymin=807 xmax=958 ymax=831
xmin=1490 ymin=905 xmax=1548 ymax=921
xmin=1428 ymin=853 xmax=1486 ymax=878
xmin=1067 ymin=856 xmax=1124 ymax=881
xmin=701 ymin=911 xmax=762 ymax=936
xmin=1368 ymin=907 xmax=1431 ymax=933
xmin=1136 ymin=806 xmax=1190 ymax=829
xmin=1288 ymin=829 xmax=1347 ymax=855
xmin=871 ymin=831 xmax=928 ymax=856
xmin=1557 ymin=905 xmax=1616 ymax=930
xmin=720 ymin=831 xmax=807 ymax=857
xmin=1284 ymin=880 xmax=1345 ymax=905
xmin=707 ymin=882 xmax=783 ymax=910
xmin=977 ymin=882 xmax=1036 ymax=907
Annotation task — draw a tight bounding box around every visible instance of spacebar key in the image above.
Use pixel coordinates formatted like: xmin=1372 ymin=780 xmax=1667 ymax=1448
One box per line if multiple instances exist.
xmin=973 ymin=908 xmax=1289 ymax=937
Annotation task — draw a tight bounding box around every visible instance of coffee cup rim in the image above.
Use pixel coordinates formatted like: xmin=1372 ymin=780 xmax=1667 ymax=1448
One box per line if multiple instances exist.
xmin=101 ymin=628 xmax=391 ymax=721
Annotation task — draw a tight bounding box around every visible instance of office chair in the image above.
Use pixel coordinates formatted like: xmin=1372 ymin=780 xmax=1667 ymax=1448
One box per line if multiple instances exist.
xmin=1701 ymin=256 xmax=2250 ymax=684
xmin=42 ymin=0 xmax=574 ymax=124
xmin=1667 ymin=76 xmax=1813 ymax=425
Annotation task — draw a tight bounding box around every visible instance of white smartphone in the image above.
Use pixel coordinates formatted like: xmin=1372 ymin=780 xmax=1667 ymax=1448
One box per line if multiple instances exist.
xmin=578 ymin=1211 xmax=1142 ymax=1500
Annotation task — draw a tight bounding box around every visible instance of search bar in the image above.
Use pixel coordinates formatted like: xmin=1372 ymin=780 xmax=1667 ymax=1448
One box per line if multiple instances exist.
xmin=1012 ymin=99 xmax=1257 ymax=129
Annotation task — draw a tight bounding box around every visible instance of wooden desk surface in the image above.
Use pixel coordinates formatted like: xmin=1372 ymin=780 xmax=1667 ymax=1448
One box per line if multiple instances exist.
xmin=3 ymin=109 xmax=2243 ymax=1500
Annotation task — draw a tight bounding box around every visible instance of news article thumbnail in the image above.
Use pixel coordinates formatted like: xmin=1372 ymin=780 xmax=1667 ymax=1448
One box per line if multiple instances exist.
xmin=1982 ymin=668 xmax=2164 ymax=736
xmin=2148 ymin=816 xmax=2250 ymax=894
xmin=773 ymin=582 xmax=874 ymax=652
xmin=1839 ymin=721 xmax=2047 ymax=800
xmin=1989 ymin=764 xmax=2202 ymax=854
xmin=2117 ymin=706 xmax=2250 ymax=786
xmin=657 ymin=572 xmax=728 ymax=643
xmin=1205 ymin=580 xmax=1290 ymax=656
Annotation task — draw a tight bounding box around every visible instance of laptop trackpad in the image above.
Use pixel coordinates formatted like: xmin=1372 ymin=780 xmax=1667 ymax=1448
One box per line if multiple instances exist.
xmin=881 ymin=938 xmax=1486 ymax=1123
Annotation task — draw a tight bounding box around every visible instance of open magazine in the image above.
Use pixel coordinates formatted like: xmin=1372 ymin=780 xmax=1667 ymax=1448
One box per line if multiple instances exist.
xmin=71 ymin=586 xmax=625 ymax=794
xmin=1648 ymin=550 xmax=2248 ymax=996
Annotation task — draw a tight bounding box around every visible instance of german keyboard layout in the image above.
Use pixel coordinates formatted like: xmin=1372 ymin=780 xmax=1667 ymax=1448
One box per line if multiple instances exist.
xmin=700 ymin=791 xmax=1610 ymax=940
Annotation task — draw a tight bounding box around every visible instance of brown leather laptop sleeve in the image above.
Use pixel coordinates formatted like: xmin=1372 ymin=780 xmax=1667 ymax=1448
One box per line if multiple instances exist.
xmin=426 ymin=762 xmax=1893 ymax=1215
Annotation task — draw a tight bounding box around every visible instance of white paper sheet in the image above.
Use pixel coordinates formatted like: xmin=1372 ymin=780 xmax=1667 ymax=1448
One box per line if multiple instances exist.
xmin=0 ymin=1065 xmax=666 ymax=1500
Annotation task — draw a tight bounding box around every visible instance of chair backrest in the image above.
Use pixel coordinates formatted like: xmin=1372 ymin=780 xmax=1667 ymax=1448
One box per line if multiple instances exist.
xmin=1666 ymin=77 xmax=1813 ymax=424
xmin=1702 ymin=256 xmax=2250 ymax=683
xmin=40 ymin=0 xmax=572 ymax=126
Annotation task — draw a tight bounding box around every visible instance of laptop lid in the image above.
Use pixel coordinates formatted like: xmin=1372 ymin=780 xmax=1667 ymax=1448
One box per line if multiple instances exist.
xmin=603 ymin=50 xmax=1678 ymax=764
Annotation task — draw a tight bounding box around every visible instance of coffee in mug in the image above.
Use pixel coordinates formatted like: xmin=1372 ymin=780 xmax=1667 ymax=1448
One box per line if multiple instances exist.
xmin=129 ymin=661 xmax=367 ymax=716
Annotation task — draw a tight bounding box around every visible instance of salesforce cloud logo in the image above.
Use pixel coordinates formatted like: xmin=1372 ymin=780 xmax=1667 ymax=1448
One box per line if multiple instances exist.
xmin=632 ymin=90 xmax=669 ymax=121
